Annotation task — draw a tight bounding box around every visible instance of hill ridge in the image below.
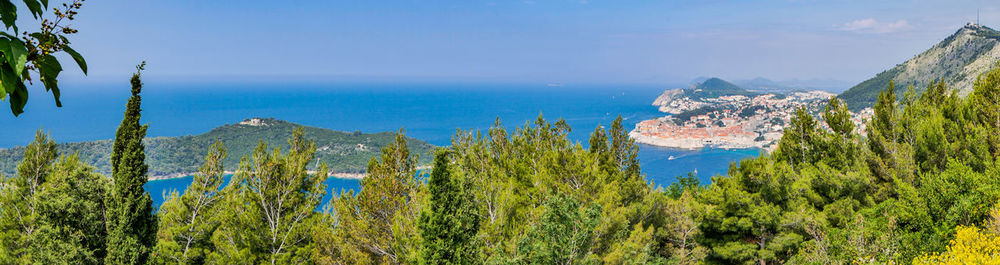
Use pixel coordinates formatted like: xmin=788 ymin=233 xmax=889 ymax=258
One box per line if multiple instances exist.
xmin=839 ymin=23 xmax=1000 ymax=110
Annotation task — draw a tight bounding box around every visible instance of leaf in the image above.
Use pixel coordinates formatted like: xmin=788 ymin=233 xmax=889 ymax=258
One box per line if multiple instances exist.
xmin=7 ymin=37 xmax=26 ymax=78
xmin=0 ymin=37 xmax=9 ymax=61
xmin=22 ymin=0 xmax=42 ymax=18
xmin=36 ymin=54 xmax=62 ymax=107
xmin=8 ymin=79 xmax=26 ymax=116
xmin=63 ymin=45 xmax=87 ymax=75
xmin=0 ymin=0 xmax=15 ymax=31
xmin=0 ymin=62 xmax=16 ymax=94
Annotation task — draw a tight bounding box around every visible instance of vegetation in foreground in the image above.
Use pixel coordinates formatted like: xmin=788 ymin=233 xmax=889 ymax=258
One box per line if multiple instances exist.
xmin=5 ymin=67 xmax=1000 ymax=264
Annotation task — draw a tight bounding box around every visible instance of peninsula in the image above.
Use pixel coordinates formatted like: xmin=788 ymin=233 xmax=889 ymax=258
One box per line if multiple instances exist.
xmin=631 ymin=78 xmax=871 ymax=150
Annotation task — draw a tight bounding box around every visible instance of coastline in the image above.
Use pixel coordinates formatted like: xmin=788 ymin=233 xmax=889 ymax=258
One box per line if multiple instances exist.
xmin=147 ymin=170 xmax=367 ymax=181
xmin=146 ymin=165 xmax=433 ymax=182
xmin=629 ymin=129 xmax=773 ymax=151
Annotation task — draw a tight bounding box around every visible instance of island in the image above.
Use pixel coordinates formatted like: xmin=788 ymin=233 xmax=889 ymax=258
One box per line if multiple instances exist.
xmin=0 ymin=118 xmax=435 ymax=180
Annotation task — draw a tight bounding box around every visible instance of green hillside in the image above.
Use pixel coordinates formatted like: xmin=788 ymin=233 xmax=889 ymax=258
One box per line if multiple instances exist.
xmin=684 ymin=77 xmax=756 ymax=99
xmin=0 ymin=118 xmax=435 ymax=177
xmin=840 ymin=23 xmax=1000 ymax=110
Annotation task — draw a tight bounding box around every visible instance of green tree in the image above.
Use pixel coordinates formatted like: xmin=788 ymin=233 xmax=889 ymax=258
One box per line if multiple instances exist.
xmin=0 ymin=0 xmax=88 ymax=116
xmin=152 ymin=141 xmax=227 ymax=264
xmin=609 ymin=116 xmax=640 ymax=178
xmin=418 ymin=150 xmax=480 ymax=265
xmin=104 ymin=62 xmax=156 ymax=265
xmin=510 ymin=194 xmax=600 ymax=264
xmin=0 ymin=130 xmax=57 ymax=262
xmin=0 ymin=131 xmax=109 ymax=264
xmin=775 ymin=107 xmax=819 ymax=165
xmin=969 ymin=64 xmax=1000 ymax=156
xmin=31 ymin=154 xmax=110 ymax=264
xmin=317 ymin=131 xmax=423 ymax=265
xmin=209 ymin=128 xmax=327 ymax=265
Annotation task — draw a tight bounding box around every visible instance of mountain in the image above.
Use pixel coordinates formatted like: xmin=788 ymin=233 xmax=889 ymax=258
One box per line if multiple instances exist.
xmin=652 ymin=77 xmax=759 ymax=113
xmin=686 ymin=77 xmax=756 ymax=99
xmin=0 ymin=118 xmax=435 ymax=178
xmin=840 ymin=23 xmax=1000 ymax=110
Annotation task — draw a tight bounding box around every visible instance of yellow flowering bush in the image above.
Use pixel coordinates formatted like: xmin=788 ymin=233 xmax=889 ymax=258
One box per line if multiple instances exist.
xmin=913 ymin=226 xmax=1000 ymax=265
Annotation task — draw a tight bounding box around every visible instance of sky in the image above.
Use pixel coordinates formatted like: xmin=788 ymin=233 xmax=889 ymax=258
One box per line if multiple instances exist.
xmin=26 ymin=0 xmax=1000 ymax=85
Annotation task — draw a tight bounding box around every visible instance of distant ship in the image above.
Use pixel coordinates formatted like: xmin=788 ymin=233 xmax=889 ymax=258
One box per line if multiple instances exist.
xmin=668 ymin=155 xmax=676 ymax=160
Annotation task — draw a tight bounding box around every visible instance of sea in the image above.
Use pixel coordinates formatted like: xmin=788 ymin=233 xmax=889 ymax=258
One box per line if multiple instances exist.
xmin=1 ymin=80 xmax=761 ymax=208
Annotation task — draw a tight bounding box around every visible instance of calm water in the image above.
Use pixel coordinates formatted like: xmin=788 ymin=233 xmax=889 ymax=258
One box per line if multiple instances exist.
xmin=2 ymin=80 xmax=759 ymax=208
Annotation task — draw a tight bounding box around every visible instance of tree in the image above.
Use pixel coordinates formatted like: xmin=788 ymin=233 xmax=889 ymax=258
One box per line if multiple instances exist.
xmin=31 ymin=153 xmax=110 ymax=264
xmin=152 ymin=141 xmax=227 ymax=264
xmin=609 ymin=116 xmax=640 ymax=178
xmin=969 ymin=64 xmax=1000 ymax=156
xmin=317 ymin=131 xmax=423 ymax=264
xmin=418 ymin=149 xmax=480 ymax=265
xmin=0 ymin=130 xmax=57 ymax=262
xmin=104 ymin=62 xmax=157 ymax=265
xmin=0 ymin=132 xmax=109 ymax=264
xmin=775 ymin=107 xmax=819 ymax=165
xmin=209 ymin=128 xmax=327 ymax=265
xmin=823 ymin=96 xmax=854 ymax=138
xmin=510 ymin=194 xmax=601 ymax=264
xmin=0 ymin=0 xmax=88 ymax=116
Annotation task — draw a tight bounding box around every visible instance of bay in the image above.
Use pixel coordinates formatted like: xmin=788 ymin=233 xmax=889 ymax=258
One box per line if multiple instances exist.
xmin=1 ymin=80 xmax=759 ymax=208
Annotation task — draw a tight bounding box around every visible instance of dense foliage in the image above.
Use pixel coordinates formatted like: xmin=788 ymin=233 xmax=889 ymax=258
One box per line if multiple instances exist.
xmin=0 ymin=118 xmax=435 ymax=177
xmin=0 ymin=0 xmax=88 ymax=116
xmin=0 ymin=131 xmax=109 ymax=264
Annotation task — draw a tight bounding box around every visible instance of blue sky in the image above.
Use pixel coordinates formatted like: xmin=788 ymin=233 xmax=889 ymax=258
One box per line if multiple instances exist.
xmin=41 ymin=0 xmax=1000 ymax=85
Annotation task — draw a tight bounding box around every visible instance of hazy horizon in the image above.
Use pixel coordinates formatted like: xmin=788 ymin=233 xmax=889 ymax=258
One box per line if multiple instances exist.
xmin=35 ymin=0 xmax=998 ymax=87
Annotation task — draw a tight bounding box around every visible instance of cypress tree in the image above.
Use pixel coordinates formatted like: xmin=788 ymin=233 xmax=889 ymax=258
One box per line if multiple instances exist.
xmin=105 ymin=62 xmax=157 ymax=265
xmin=419 ymin=149 xmax=479 ymax=265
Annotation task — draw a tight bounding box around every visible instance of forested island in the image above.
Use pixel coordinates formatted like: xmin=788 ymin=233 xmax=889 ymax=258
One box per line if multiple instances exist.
xmin=0 ymin=117 xmax=435 ymax=179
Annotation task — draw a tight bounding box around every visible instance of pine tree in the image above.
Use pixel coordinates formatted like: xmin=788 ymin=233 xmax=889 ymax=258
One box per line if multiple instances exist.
xmin=775 ymin=107 xmax=819 ymax=165
xmin=418 ymin=149 xmax=480 ymax=265
xmin=152 ymin=141 xmax=227 ymax=264
xmin=209 ymin=128 xmax=326 ymax=264
xmin=33 ymin=154 xmax=111 ymax=264
xmin=319 ymin=130 xmax=423 ymax=264
xmin=823 ymin=96 xmax=854 ymax=138
xmin=0 ymin=130 xmax=58 ymax=262
xmin=608 ymin=116 xmax=640 ymax=178
xmin=1 ymin=132 xmax=111 ymax=264
xmin=105 ymin=62 xmax=157 ymax=265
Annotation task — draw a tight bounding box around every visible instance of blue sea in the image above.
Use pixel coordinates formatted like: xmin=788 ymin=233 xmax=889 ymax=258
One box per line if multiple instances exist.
xmin=1 ymin=80 xmax=760 ymax=208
